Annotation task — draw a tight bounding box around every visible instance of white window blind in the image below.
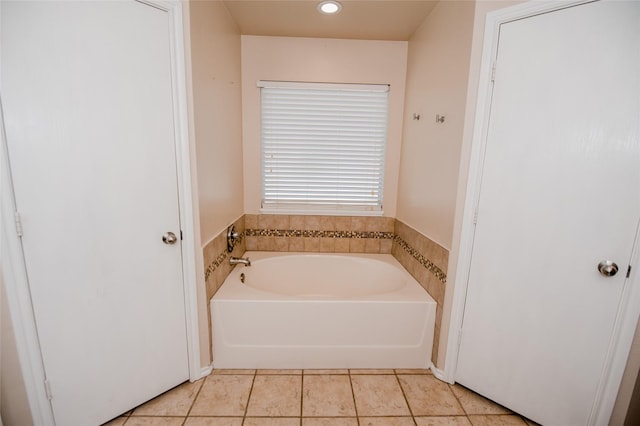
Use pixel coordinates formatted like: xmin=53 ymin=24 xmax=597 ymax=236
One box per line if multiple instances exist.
xmin=259 ymin=81 xmax=389 ymax=214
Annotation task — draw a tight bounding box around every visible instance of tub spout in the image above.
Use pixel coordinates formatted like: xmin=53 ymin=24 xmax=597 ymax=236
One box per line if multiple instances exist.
xmin=230 ymin=256 xmax=251 ymax=267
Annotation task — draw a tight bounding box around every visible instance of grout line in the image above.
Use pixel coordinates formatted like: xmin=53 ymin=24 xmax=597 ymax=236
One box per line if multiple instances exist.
xmin=448 ymin=382 xmax=469 ymax=416
xmin=241 ymin=371 xmax=258 ymax=426
xmin=347 ymin=370 xmax=361 ymax=426
xmin=300 ymin=372 xmax=305 ymax=420
xmin=184 ymin=377 xmax=207 ymax=420
xmin=394 ymin=371 xmax=417 ymax=425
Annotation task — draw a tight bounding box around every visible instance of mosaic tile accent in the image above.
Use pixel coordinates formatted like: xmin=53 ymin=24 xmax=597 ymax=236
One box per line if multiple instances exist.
xmin=393 ymin=235 xmax=447 ymax=284
xmin=204 ymin=233 xmax=244 ymax=282
xmin=245 ymin=229 xmax=394 ymax=240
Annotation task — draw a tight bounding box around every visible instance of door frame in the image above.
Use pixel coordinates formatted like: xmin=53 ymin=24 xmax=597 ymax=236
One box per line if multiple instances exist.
xmin=443 ymin=1 xmax=640 ymax=424
xmin=0 ymin=1 xmax=206 ymax=424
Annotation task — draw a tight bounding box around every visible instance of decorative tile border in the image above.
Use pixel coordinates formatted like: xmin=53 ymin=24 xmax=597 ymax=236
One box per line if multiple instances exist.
xmin=393 ymin=235 xmax=447 ymax=284
xmin=204 ymin=233 xmax=244 ymax=282
xmin=245 ymin=229 xmax=394 ymax=239
xmin=204 ymin=227 xmax=446 ymax=284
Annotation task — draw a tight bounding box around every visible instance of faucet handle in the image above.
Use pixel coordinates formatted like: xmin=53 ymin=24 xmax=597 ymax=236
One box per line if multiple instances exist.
xmin=227 ymin=225 xmax=240 ymax=252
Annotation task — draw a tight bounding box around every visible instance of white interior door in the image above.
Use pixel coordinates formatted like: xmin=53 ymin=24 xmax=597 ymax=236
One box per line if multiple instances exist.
xmin=1 ymin=1 xmax=189 ymax=424
xmin=456 ymin=1 xmax=640 ymax=425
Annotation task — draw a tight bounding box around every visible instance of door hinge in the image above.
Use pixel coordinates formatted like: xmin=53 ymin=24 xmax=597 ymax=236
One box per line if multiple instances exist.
xmin=44 ymin=379 xmax=53 ymax=400
xmin=627 ymin=265 xmax=632 ymax=278
xmin=458 ymin=328 xmax=463 ymax=347
xmin=180 ymin=230 xmax=183 ymax=241
xmin=473 ymin=209 xmax=479 ymax=225
xmin=491 ymin=62 xmax=497 ymax=83
xmin=14 ymin=212 xmax=23 ymax=237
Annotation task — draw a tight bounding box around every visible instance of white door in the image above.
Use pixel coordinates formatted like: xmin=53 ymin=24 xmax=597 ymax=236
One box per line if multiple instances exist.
xmin=1 ymin=1 xmax=189 ymax=424
xmin=456 ymin=1 xmax=640 ymax=425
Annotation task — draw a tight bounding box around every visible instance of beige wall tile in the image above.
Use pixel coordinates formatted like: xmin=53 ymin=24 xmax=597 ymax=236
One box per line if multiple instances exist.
xmin=351 ymin=216 xmax=367 ymax=231
xmin=320 ymin=216 xmax=336 ymax=231
xmin=365 ymin=238 xmax=381 ymax=253
xmin=289 ymin=237 xmax=304 ymax=252
xmin=334 ymin=238 xmax=350 ymax=253
xmin=349 ymin=239 xmax=366 ymax=253
xmin=274 ymin=237 xmax=289 ymax=251
xmin=257 ymin=236 xmax=275 ymax=251
xmin=290 ymin=215 xmax=305 ymax=229
xmin=320 ymin=238 xmax=335 ymax=253
xmin=245 ymin=214 xmax=258 ymax=229
xmin=334 ymin=216 xmax=352 ymax=230
xmin=305 ymin=215 xmax=322 ymax=230
xmin=304 ymin=237 xmax=320 ymax=251
xmin=245 ymin=236 xmax=258 ymax=251
xmin=380 ymin=238 xmax=393 ymax=253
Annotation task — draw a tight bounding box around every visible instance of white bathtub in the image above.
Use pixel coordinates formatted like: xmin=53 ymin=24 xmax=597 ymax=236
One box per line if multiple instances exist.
xmin=211 ymin=251 xmax=436 ymax=369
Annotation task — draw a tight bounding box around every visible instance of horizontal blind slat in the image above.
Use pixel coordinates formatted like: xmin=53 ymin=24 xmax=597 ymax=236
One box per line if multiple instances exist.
xmin=261 ymin=84 xmax=388 ymax=211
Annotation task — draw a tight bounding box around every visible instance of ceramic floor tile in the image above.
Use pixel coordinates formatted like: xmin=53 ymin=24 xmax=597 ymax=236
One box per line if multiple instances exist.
xmin=302 ymin=375 xmax=357 ymax=417
xmin=415 ymin=417 xmax=473 ymax=426
xmin=450 ymin=384 xmax=511 ymax=415
xmin=184 ymin=418 xmax=243 ymax=426
xmin=102 ymin=417 xmax=127 ymax=426
xmin=243 ymin=418 xmax=301 ymax=426
xmin=304 ymin=369 xmax=349 ymax=375
xmin=350 ymin=375 xmax=410 ymax=416
xmin=124 ymin=417 xmax=185 ymax=426
xmin=349 ymin=369 xmax=395 ymax=375
xmin=190 ymin=375 xmax=254 ymax=416
xmin=397 ymin=375 xmax=464 ymax=416
xmin=467 ymin=415 xmax=528 ymax=426
xmin=302 ymin=418 xmax=358 ymax=426
xmin=257 ymin=369 xmax=302 ymax=375
xmin=359 ymin=417 xmax=415 ymax=426
xmin=132 ymin=379 xmax=203 ymax=416
xmin=394 ymin=369 xmax=432 ymax=375
xmin=246 ymin=375 xmax=302 ymax=416
xmin=212 ymin=369 xmax=256 ymax=375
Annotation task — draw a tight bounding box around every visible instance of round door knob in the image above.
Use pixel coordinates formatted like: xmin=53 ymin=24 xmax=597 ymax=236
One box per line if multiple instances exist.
xmin=162 ymin=232 xmax=178 ymax=245
xmin=597 ymin=260 xmax=618 ymax=277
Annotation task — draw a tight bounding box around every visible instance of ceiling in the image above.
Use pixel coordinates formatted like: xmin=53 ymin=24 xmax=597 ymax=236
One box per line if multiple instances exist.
xmin=222 ymin=1 xmax=439 ymax=41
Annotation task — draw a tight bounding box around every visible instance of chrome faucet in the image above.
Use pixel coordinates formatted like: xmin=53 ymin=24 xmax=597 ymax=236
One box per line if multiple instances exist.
xmin=229 ymin=256 xmax=251 ymax=267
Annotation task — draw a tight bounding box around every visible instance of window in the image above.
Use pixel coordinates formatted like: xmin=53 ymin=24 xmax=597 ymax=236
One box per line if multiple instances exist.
xmin=259 ymin=81 xmax=389 ymax=215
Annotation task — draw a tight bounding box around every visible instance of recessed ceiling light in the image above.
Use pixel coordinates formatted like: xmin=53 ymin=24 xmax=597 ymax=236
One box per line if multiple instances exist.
xmin=317 ymin=1 xmax=342 ymax=15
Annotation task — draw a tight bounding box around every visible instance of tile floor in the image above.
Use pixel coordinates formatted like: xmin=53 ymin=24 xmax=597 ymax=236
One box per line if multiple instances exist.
xmin=104 ymin=369 xmax=538 ymax=426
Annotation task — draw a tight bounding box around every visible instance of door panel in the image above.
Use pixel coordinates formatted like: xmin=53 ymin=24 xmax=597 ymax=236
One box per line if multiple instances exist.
xmin=456 ymin=1 xmax=640 ymax=425
xmin=1 ymin=2 xmax=189 ymax=424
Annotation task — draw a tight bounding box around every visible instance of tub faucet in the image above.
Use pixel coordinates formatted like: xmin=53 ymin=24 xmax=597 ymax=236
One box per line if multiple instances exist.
xmin=230 ymin=256 xmax=251 ymax=267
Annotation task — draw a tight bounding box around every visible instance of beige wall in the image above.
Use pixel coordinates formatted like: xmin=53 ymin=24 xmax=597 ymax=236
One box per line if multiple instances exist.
xmin=241 ymin=35 xmax=408 ymax=218
xmin=396 ymin=0 xmax=475 ymax=251
xmin=190 ymin=0 xmax=244 ymax=245
xmin=186 ymin=0 xmax=244 ymax=366
xmin=1 ymin=272 xmax=34 ymax=426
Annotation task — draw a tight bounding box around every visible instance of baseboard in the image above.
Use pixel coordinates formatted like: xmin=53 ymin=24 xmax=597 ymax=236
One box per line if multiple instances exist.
xmin=195 ymin=365 xmax=213 ymax=380
xmin=430 ymin=363 xmax=452 ymax=384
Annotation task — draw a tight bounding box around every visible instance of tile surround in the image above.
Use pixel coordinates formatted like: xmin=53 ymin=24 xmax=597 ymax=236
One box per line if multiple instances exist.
xmin=202 ymin=214 xmax=449 ymax=367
